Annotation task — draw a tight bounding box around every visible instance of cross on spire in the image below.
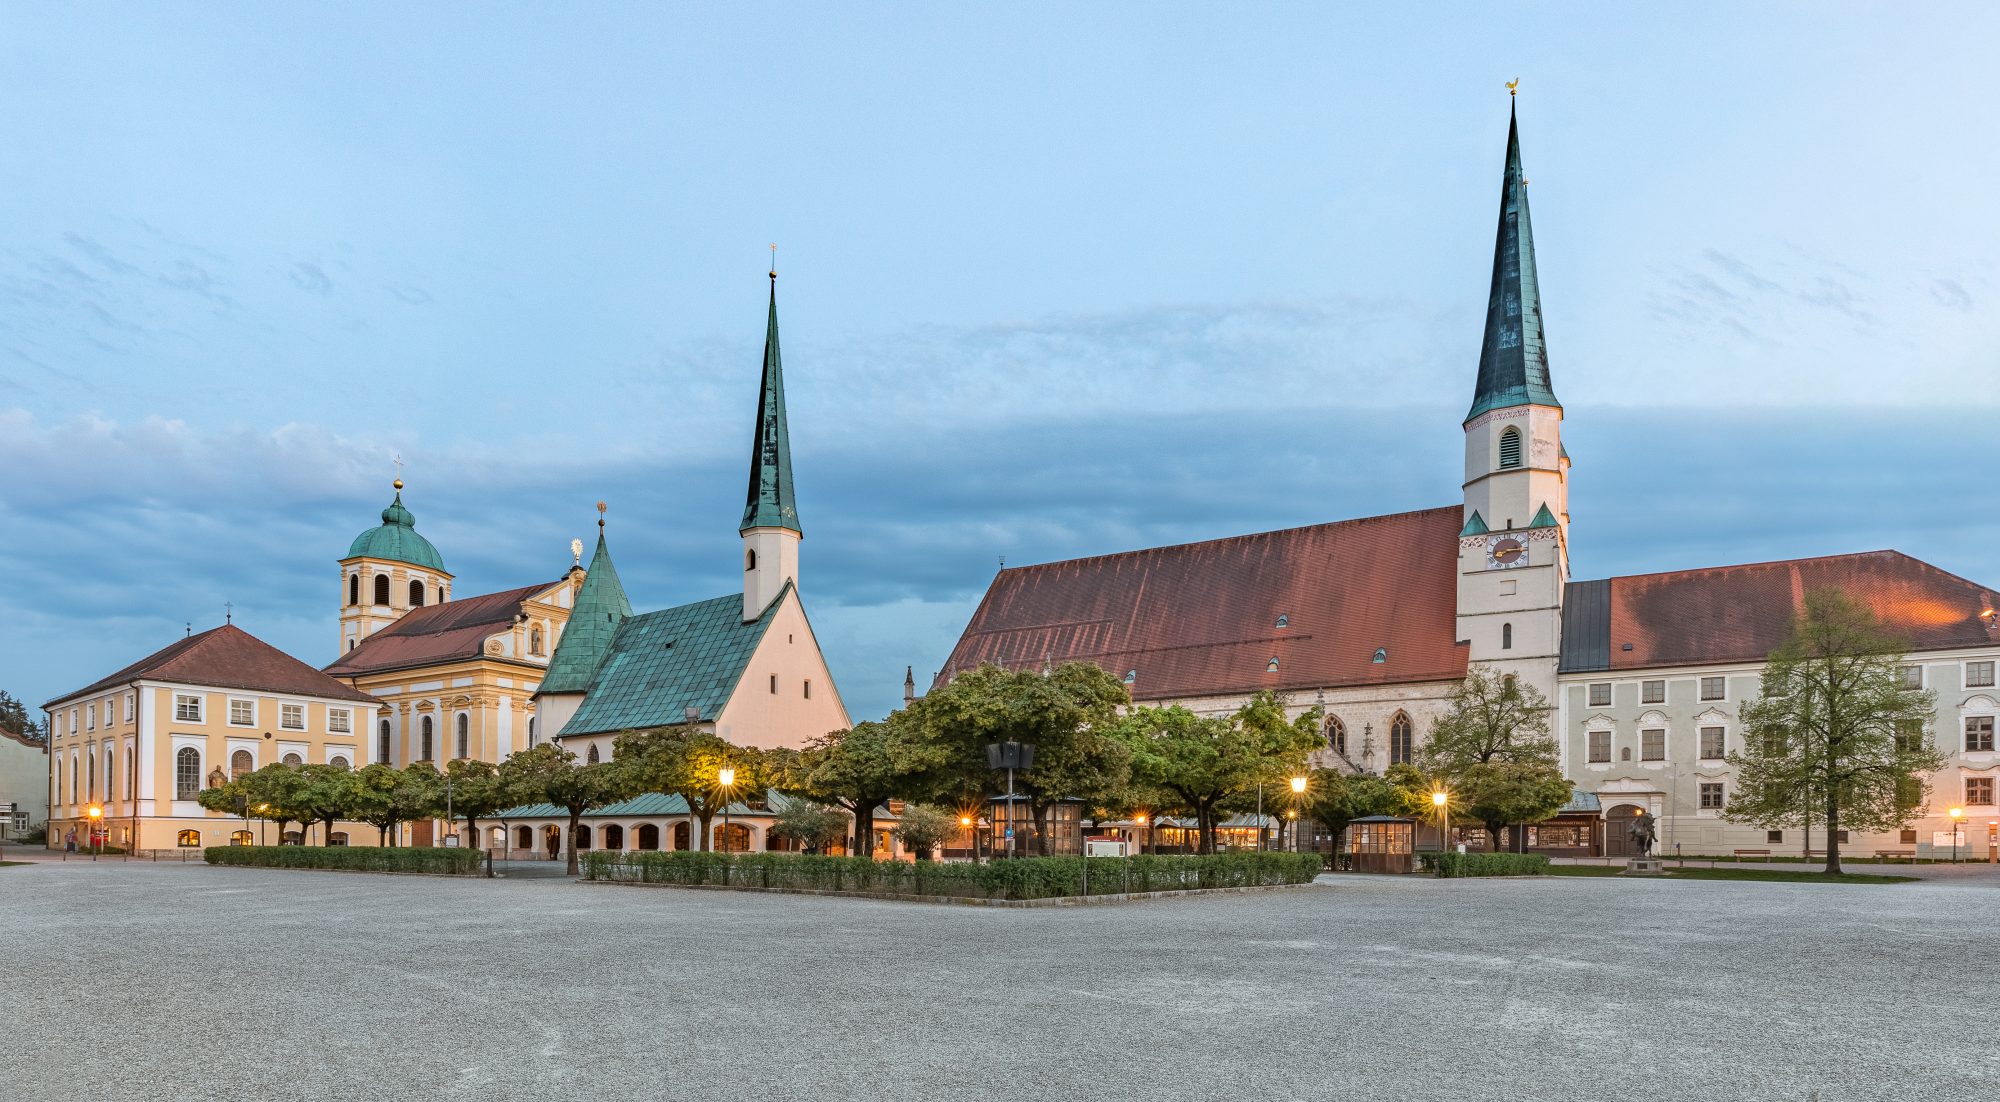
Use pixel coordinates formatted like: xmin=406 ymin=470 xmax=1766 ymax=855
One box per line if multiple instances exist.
xmin=224 ymin=600 xmax=233 ymax=625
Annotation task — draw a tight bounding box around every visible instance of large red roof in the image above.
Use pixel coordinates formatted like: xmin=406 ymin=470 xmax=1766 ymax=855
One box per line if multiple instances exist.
xmin=324 ymin=581 xmax=563 ymax=678
xmin=48 ymin=625 xmax=379 ymax=707
xmin=1561 ymin=551 xmax=2000 ymax=673
xmin=938 ymin=506 xmax=1469 ymax=701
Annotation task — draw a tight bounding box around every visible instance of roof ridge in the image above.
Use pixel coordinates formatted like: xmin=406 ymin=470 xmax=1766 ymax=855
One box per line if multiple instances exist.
xmin=1582 ymin=548 xmax=1924 ymax=586
xmin=1000 ymin=505 xmax=1460 ymax=574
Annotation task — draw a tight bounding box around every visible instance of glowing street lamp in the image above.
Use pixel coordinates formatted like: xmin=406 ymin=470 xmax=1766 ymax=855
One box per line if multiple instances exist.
xmin=86 ymin=805 xmax=103 ymax=860
xmin=1949 ymin=806 xmax=1964 ymax=862
xmin=717 ymin=766 xmax=737 ymax=854
xmin=1288 ymin=776 xmax=1308 ymax=850
xmin=1431 ymin=789 xmax=1450 ymax=852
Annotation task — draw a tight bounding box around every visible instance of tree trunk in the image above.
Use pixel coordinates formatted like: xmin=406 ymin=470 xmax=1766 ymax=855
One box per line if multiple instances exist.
xmin=853 ymin=801 xmax=876 ymax=859
xmin=697 ymin=810 xmax=715 ymax=851
xmin=565 ymin=810 xmax=583 ymax=876
xmin=463 ymin=815 xmax=478 ymax=850
xmin=1824 ymin=787 xmax=1843 ymax=876
xmin=1033 ymin=800 xmax=1054 ymax=856
xmin=323 ymin=815 xmax=337 ymax=846
xmin=1486 ymin=820 xmax=1505 ymax=852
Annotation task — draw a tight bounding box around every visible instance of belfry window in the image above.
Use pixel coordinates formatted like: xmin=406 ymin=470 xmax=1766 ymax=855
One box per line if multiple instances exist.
xmin=373 ymin=574 xmax=390 ymax=606
xmin=409 ymin=580 xmax=425 ymax=607
xmin=746 ymin=549 xmax=758 ymax=571
xmin=348 ymin=574 xmax=359 ymax=606
xmin=1498 ymin=427 xmax=1522 ymax=469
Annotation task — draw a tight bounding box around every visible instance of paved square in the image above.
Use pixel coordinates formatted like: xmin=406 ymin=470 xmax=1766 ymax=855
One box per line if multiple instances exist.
xmin=3 ymin=858 xmax=1988 ymax=1102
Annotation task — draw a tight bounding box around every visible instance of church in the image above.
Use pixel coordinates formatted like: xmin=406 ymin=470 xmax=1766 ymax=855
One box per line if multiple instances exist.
xmin=938 ymin=102 xmax=2000 ymax=858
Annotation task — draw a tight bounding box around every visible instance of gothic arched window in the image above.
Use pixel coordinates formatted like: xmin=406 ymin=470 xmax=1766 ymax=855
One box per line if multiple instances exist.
xmin=373 ymin=574 xmax=391 ymax=606
xmin=348 ymin=574 xmax=359 ymax=606
xmin=1498 ymin=427 xmax=1523 ymax=470
xmin=409 ymin=580 xmax=426 ymax=607
xmin=1326 ymin=716 xmax=1347 ymax=755
xmin=1502 ymin=623 xmax=1513 ymax=650
xmin=377 ymin=720 xmax=392 ymax=764
xmin=420 ymin=716 xmax=434 ymax=761
xmin=1389 ymin=712 xmax=1414 ymax=766
xmin=455 ymin=713 xmax=469 ymax=759
xmin=175 ymin=748 xmax=199 ymax=799
xmin=586 ymin=744 xmax=600 ymax=765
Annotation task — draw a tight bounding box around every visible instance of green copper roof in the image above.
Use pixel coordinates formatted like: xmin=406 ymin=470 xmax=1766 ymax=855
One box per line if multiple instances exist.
xmin=1529 ymin=503 xmax=1559 ymax=529
xmin=539 ymin=528 xmax=634 ymax=695
xmin=740 ymin=281 xmax=801 ymax=535
xmin=345 ymin=487 xmax=446 ymax=571
xmin=555 ymin=583 xmax=788 ymax=738
xmin=1467 ymin=101 xmax=1561 ymax=423
xmin=1459 ymin=511 xmax=1490 ymax=537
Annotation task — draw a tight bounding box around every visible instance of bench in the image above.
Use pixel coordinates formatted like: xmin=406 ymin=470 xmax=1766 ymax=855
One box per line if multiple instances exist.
xmin=1873 ymin=850 xmax=1916 ymax=863
xmin=1732 ymin=848 xmax=1771 ymax=859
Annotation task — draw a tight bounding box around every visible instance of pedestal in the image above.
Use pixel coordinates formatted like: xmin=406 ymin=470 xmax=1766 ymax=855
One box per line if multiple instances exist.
xmin=1621 ymin=856 xmax=1666 ymax=876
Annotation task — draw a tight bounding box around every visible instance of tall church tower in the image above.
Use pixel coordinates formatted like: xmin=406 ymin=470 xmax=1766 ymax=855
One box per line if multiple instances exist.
xmin=1457 ymin=98 xmax=1569 ymax=701
xmin=741 ymin=272 xmax=802 ymax=621
xmin=339 ymin=480 xmax=453 ymax=653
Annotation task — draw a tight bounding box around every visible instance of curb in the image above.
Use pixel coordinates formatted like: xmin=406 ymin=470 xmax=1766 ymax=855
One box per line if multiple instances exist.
xmin=573 ymin=878 xmax=1329 ymax=907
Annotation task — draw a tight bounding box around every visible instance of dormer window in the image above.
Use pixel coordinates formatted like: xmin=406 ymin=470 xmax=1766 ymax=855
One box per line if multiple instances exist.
xmin=1266 ymin=657 xmax=1280 ymax=672
xmin=1275 ymin=614 xmax=1289 ymax=628
xmin=1498 ymin=427 xmax=1522 ymax=469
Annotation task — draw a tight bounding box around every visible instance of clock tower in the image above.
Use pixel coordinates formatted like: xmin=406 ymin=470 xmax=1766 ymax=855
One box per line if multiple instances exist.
xmin=1456 ymin=98 xmax=1568 ymax=702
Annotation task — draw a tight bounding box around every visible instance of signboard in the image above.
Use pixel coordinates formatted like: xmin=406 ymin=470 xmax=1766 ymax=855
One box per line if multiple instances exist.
xmin=1933 ymin=831 xmax=1964 ymax=849
xmin=1085 ymin=839 xmax=1128 ymax=857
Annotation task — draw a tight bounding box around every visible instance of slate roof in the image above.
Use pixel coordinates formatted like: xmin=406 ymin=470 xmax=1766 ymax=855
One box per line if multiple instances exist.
xmin=741 ymin=282 xmax=801 ymax=535
xmin=49 ymin=625 xmax=379 ymax=708
xmin=938 ymin=507 xmax=1469 ymax=701
xmin=324 ymin=581 xmax=564 ymax=678
xmin=1467 ymin=101 xmax=1561 ymax=421
xmin=555 ymin=585 xmax=787 ymax=738
xmin=1559 ymin=551 xmax=2000 ymax=673
xmin=499 ymin=789 xmax=898 ymax=821
xmin=540 ymin=531 xmax=633 ymax=695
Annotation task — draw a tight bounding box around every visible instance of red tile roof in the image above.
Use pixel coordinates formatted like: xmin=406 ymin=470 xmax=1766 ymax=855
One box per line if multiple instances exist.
xmin=48 ymin=625 xmax=380 ymax=708
xmin=323 ymin=581 xmax=562 ymax=678
xmin=938 ymin=506 xmax=1469 ymax=701
xmin=1565 ymin=551 xmax=2000 ymax=672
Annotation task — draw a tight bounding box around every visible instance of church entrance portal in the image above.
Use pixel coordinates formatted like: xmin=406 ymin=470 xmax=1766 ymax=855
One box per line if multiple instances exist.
xmin=1604 ymin=804 xmax=1645 ymax=858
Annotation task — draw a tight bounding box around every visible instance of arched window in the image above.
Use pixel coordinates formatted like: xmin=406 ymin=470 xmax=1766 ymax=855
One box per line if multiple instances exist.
xmin=527 ymin=716 xmax=538 ymax=748
xmin=377 ymin=720 xmax=392 ymax=764
xmin=348 ymin=574 xmax=359 ymax=606
xmin=529 ymin=626 xmax=545 ymax=657
xmin=436 ymin=584 xmax=444 ymax=605
xmin=515 ymin=826 xmax=533 ymax=850
xmin=409 ymin=580 xmax=426 ymax=607
xmin=329 ymin=831 xmax=349 ymax=846
xmin=54 ymin=758 xmax=63 ymax=807
xmin=455 ymin=713 xmax=469 ymax=759
xmin=745 ymin=549 xmax=757 ymax=571
xmin=230 ymin=749 xmax=253 ymax=779
xmin=586 ymin=744 xmax=600 ymax=765
xmin=1326 ymin=716 xmax=1347 ymax=755
xmin=1389 ymin=712 xmax=1414 ymax=766
xmin=124 ymin=749 xmax=133 ymax=802
xmin=281 ymin=752 xmax=303 ymax=767
xmin=575 ymin=825 xmax=593 ymax=850
xmin=230 ymin=830 xmax=254 ymax=846
xmin=175 ymin=748 xmax=199 ymax=798
xmin=603 ymin=824 xmax=625 ymax=850
xmin=1498 ymin=426 xmax=1522 ymax=469
xmin=373 ymin=574 xmax=390 ymax=606
xmin=419 ymin=716 xmax=434 ymax=761
xmin=637 ymin=823 xmax=660 ymax=850
xmin=177 ymin=829 xmax=201 ymax=847
xmin=1502 ymin=623 xmax=1513 ymax=650
xmin=329 ymin=755 xmax=351 ymax=771
xmin=87 ymin=753 xmax=95 ymax=802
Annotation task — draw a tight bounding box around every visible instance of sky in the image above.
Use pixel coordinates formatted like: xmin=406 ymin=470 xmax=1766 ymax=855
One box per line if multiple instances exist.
xmin=3 ymin=4 xmax=1998 ymax=725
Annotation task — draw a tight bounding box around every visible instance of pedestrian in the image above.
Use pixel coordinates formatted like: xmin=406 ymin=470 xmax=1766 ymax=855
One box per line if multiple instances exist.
xmin=64 ymin=828 xmax=76 ymax=853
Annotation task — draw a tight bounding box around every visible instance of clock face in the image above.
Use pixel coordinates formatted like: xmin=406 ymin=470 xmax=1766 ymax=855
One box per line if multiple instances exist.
xmin=1488 ymin=536 xmax=1527 ymax=569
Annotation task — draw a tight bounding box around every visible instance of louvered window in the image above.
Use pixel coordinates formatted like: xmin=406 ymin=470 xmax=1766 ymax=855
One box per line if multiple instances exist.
xmin=1498 ymin=427 xmax=1523 ymax=469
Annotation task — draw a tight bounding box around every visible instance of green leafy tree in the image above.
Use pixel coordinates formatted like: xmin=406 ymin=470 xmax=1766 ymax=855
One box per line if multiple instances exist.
xmin=1726 ymin=589 xmax=1945 ymax=875
xmin=793 ymin=716 xmax=949 ymax=857
xmin=1218 ymin=691 xmax=1324 ymax=847
xmin=442 ymin=758 xmax=510 ymax=849
xmin=500 ymin=744 xmax=632 ymax=874
xmin=391 ymin=761 xmax=447 ymax=839
xmin=0 ymin=689 xmax=43 ymax=739
xmin=1114 ymin=693 xmax=1320 ymax=855
xmin=1299 ymin=768 xmax=1404 ymax=850
xmin=346 ymin=764 xmax=406 ymax=846
xmin=295 ymin=763 xmax=360 ymax=845
xmin=770 ymin=797 xmax=848 ymax=854
xmin=1419 ymin=666 xmax=1567 ymax=850
xmin=616 ymin=727 xmax=763 ymax=851
xmin=908 ymin=662 xmax=1133 ymax=855
xmin=892 ymin=803 xmax=958 ymax=861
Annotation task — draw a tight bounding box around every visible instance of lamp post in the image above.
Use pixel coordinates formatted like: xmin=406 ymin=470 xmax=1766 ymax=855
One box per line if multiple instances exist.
xmin=985 ymin=742 xmax=1035 ymax=859
xmin=1949 ymin=806 xmax=1963 ymax=862
xmin=86 ymin=805 xmax=102 ymax=860
xmin=257 ymin=804 xmax=270 ymax=847
xmin=717 ymin=766 xmax=737 ymax=854
xmin=960 ymin=815 xmax=973 ymax=863
xmin=1290 ymin=775 xmax=1308 ymax=853
xmin=1431 ymin=788 xmax=1450 ymax=853
xmin=1136 ymin=812 xmax=1149 ymax=855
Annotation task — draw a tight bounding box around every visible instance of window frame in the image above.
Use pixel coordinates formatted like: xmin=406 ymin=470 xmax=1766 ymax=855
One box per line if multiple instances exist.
xmin=1698 ymin=782 xmax=1725 ymax=810
xmin=1967 ymin=715 xmax=1996 ymax=754
xmin=1586 ymin=730 xmax=1611 ymax=763
xmin=1640 ymin=728 xmax=1666 ymax=761
xmin=1587 ymin=683 xmax=1611 ymax=708
xmin=1699 ymin=676 xmax=1725 ymax=702
xmin=1698 ymin=726 xmax=1725 ymax=761
xmin=1966 ymin=777 xmax=1995 ymax=806
xmin=1967 ymin=661 xmax=1996 ymax=689
xmin=228 ymin=698 xmax=257 ymax=727
xmin=1900 ymin=664 xmax=1924 ymax=690
xmin=174 ymin=694 xmax=204 ymax=723
xmin=279 ymin=702 xmax=306 ymax=731
xmin=327 ymin=708 xmax=351 ymax=734
xmin=1640 ymin=680 xmax=1666 ymax=705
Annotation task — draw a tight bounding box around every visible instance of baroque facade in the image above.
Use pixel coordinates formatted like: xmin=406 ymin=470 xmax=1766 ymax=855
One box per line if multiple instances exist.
xmin=938 ymin=102 xmax=2000 ymax=858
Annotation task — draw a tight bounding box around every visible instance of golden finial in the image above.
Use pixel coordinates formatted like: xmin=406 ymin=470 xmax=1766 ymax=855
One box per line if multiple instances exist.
xmin=596 ymin=500 xmax=607 ymax=530
xmin=1506 ymin=79 xmax=1519 ymax=97
xmin=392 ymin=453 xmax=405 ymax=491
xmin=769 ymin=243 xmax=777 ymax=281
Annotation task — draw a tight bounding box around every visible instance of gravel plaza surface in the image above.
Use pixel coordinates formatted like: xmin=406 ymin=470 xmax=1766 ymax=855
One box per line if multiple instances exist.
xmin=3 ymin=853 xmax=1992 ymax=1102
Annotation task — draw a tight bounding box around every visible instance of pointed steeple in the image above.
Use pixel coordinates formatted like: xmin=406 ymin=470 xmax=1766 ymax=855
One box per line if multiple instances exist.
xmin=1467 ymin=99 xmax=1560 ymax=422
xmin=541 ymin=509 xmax=634 ymax=694
xmin=741 ymin=276 xmax=801 ymax=535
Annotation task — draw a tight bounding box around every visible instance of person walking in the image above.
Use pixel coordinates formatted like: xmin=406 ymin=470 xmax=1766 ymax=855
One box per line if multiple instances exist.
xmin=64 ymin=828 xmax=76 ymax=853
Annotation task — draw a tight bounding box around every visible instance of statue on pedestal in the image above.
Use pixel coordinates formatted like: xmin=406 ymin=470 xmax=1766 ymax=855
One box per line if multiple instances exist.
xmin=1629 ymin=810 xmax=1658 ymax=856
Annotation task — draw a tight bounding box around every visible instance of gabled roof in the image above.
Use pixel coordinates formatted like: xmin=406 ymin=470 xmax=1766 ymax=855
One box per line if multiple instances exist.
xmin=324 ymin=580 xmax=565 ymax=678
xmin=938 ymin=507 xmax=1469 ymax=701
xmin=540 ymin=531 xmax=633 ymax=695
xmin=50 ymin=624 xmax=378 ymax=708
xmin=556 ymin=584 xmax=789 ymax=738
xmin=1559 ymin=551 xmax=2000 ymax=673
xmin=1467 ymin=100 xmax=1561 ymax=422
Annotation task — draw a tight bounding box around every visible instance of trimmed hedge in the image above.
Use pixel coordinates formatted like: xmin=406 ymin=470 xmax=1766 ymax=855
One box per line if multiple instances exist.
xmin=1418 ymin=851 xmax=1551 ymax=878
xmin=204 ymin=845 xmax=485 ymax=876
xmin=581 ymin=850 xmax=1321 ymax=900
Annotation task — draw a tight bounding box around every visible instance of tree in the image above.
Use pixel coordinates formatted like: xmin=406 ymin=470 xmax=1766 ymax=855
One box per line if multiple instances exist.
xmin=442 ymin=758 xmax=510 ymax=849
xmin=1299 ymin=767 xmax=1413 ymax=851
xmin=390 ymin=761 xmax=447 ymax=840
xmin=908 ymin=662 xmax=1133 ymax=855
xmin=0 ymin=689 xmax=43 ymax=739
xmin=770 ymin=798 xmax=848 ymax=855
xmin=346 ymin=764 xmax=406 ymax=845
xmin=1113 ymin=693 xmax=1320 ymax=855
xmin=1419 ymin=666 xmax=1568 ymax=850
xmin=616 ymin=727 xmax=763 ymax=852
xmin=892 ymin=803 xmax=958 ymax=861
xmin=295 ymin=763 xmax=360 ymax=845
xmin=500 ymin=744 xmax=631 ymax=875
xmin=1726 ymin=589 xmax=1945 ymax=875
xmin=793 ymin=716 xmax=948 ymax=858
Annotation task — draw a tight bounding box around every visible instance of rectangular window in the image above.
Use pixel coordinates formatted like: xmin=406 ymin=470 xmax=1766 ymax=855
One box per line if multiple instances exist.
xmin=1968 ymin=778 xmax=1995 ymax=806
xmin=174 ymin=695 xmax=203 ymax=723
xmin=1901 ymin=828 xmax=1918 ymax=845
xmin=69 ymin=710 xmax=77 ymax=734
xmin=1834 ymin=830 xmax=1850 ymax=844
xmin=769 ymin=674 xmax=778 ymax=694
xmin=1699 ymin=676 xmax=1725 ymax=701
xmin=124 ymin=694 xmax=134 ymax=722
xmin=228 ymin=699 xmax=254 ymax=726
xmin=1967 ymin=716 xmax=1996 ymax=753
xmin=1766 ymin=829 xmax=1784 ymax=844
xmin=280 ymin=703 xmax=305 ymax=730
xmin=328 ymin=709 xmax=351 ymax=734
xmin=1969 ymin=661 xmax=1996 ymax=689
xmin=1587 ymin=730 xmax=1610 ymax=763
xmin=1699 ymin=727 xmax=1725 ymax=760
xmin=1895 ymin=720 xmax=1926 ymax=754
xmin=1587 ymin=683 xmax=1611 ymax=708
xmin=803 ymin=680 xmax=811 ymax=700
xmin=1901 ymin=665 xmax=1924 ymax=690
xmin=1641 ymin=729 xmax=1666 ymax=761
xmin=1641 ymin=680 xmax=1666 ymax=705
xmin=86 ymin=704 xmax=95 ymax=730
xmin=1699 ymin=782 xmax=1725 ymax=810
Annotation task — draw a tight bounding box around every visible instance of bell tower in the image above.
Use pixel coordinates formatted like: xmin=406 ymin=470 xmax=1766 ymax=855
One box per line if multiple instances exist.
xmin=741 ymin=268 xmax=802 ymax=621
xmin=339 ymin=478 xmax=453 ymax=654
xmin=1456 ymin=96 xmax=1568 ymax=702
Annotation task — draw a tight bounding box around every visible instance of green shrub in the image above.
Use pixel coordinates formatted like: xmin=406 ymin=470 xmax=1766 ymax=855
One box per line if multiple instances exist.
xmin=581 ymin=850 xmax=1321 ymax=899
xmin=1418 ymin=851 xmax=1551 ymax=878
xmin=204 ymin=845 xmax=484 ymax=875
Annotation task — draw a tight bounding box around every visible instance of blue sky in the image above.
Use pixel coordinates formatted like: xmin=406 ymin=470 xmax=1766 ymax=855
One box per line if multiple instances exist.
xmin=3 ymin=5 xmax=1997 ymax=724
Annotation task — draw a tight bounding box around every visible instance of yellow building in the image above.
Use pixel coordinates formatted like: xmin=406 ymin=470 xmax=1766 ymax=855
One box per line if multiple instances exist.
xmin=42 ymin=624 xmax=382 ymax=854
xmin=323 ymin=481 xmax=584 ymax=775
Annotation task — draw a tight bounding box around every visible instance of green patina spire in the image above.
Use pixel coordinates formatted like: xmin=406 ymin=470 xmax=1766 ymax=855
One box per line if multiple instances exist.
xmin=1529 ymin=503 xmax=1559 ymax=529
xmin=1467 ymin=98 xmax=1561 ymax=422
xmin=540 ymin=513 xmax=634 ymax=694
xmin=740 ymin=276 xmax=801 ymax=535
